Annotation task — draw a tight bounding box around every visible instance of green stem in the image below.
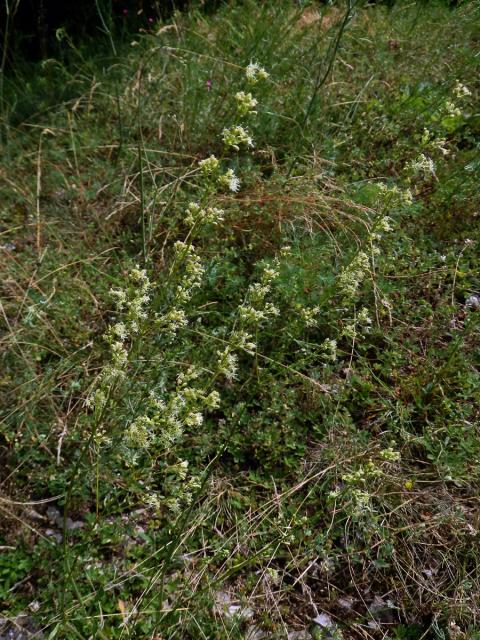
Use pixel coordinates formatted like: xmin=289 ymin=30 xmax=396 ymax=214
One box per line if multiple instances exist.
xmin=286 ymin=0 xmax=356 ymax=179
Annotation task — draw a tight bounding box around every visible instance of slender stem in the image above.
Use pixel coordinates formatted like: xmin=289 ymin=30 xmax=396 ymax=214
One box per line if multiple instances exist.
xmin=94 ymin=0 xmax=117 ymax=57
xmin=0 ymin=0 xmax=17 ymax=142
xmin=60 ymin=385 xmax=114 ymax=619
xmin=36 ymin=133 xmax=43 ymax=262
xmin=115 ymin=82 xmax=124 ymax=158
xmin=139 ymin=142 xmax=147 ymax=265
xmin=286 ymin=0 xmax=356 ymax=179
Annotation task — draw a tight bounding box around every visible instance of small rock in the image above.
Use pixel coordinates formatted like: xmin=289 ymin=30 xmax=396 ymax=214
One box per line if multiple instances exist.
xmin=288 ymin=631 xmax=311 ymax=640
xmin=313 ymin=613 xmax=334 ymax=629
xmin=0 ymin=613 xmax=43 ymax=639
xmin=246 ymin=628 xmax=268 ymax=640
xmin=336 ymin=596 xmax=354 ymax=610
xmin=24 ymin=509 xmax=44 ymax=522
xmin=45 ymin=529 xmax=62 ymax=544
xmin=46 ymin=506 xmax=60 ymax=523
xmin=368 ymin=596 xmax=397 ymax=623
xmin=227 ymin=605 xmax=254 ymax=620
xmin=213 ymin=590 xmax=254 ymax=620
xmin=465 ymin=295 xmax=480 ymax=310
xmin=64 ymin=518 xmax=84 ymax=531
xmin=46 ymin=508 xmax=84 ymax=531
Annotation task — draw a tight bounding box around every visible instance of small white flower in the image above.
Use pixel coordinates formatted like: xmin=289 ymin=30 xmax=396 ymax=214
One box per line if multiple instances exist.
xmin=109 ymin=288 xmax=127 ymax=310
xmin=453 ymin=81 xmax=471 ymax=99
xmin=111 ymin=341 xmax=128 ymax=366
xmin=185 ymin=412 xmax=203 ymax=427
xmin=235 ymin=91 xmax=258 ymax=116
xmin=204 ymin=207 xmax=225 ymax=225
xmin=321 ymin=338 xmax=337 ymax=362
xmin=112 ymin=322 xmax=128 ymax=341
xmin=444 ymin=100 xmax=461 ymax=118
xmin=205 ymin=390 xmax=221 ymax=409
xmin=358 ymin=307 xmax=372 ymax=326
xmin=232 ymin=330 xmax=256 ymax=353
xmin=246 ymin=61 xmax=269 ymax=84
xmin=380 ymin=448 xmax=401 ymax=462
xmin=378 ymin=216 xmax=393 ymax=233
xmin=199 ymin=155 xmax=220 ymax=175
xmin=124 ymin=415 xmax=153 ymax=450
xmin=338 ymin=251 xmax=370 ymax=301
xmin=216 ymin=348 xmax=238 ymax=380
xmin=169 ymin=460 xmax=189 ymax=480
xmin=185 ymin=203 xmax=222 ymax=227
xmin=300 ymin=306 xmax=320 ymax=328
xmin=158 ymin=307 xmax=188 ymax=333
xmin=222 ymin=125 xmax=254 ymax=151
xmin=407 ymin=153 xmax=436 ymax=178
xmin=465 ymin=295 xmax=480 ymax=310
xmin=219 ymin=168 xmax=241 ymax=192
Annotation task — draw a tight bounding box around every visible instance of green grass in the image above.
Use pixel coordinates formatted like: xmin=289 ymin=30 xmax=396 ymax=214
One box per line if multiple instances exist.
xmin=1 ymin=1 xmax=480 ymax=638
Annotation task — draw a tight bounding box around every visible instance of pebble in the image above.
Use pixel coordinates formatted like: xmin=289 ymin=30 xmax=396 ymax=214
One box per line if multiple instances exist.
xmin=465 ymin=295 xmax=480 ymax=310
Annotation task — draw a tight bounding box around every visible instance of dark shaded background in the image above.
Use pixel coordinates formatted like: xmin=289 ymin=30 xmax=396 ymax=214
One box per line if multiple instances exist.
xmin=1 ymin=0 xmax=462 ymax=64
xmin=1 ymin=0 xmax=219 ymax=62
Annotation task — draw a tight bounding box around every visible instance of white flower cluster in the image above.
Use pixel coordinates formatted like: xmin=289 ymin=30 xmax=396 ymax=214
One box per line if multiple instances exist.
xmin=199 ymin=156 xmax=241 ymax=193
xmin=329 ymin=460 xmax=385 ymax=520
xmin=124 ymin=415 xmax=153 ymax=450
xmin=375 ymin=182 xmax=412 ymax=207
xmin=85 ymin=59 xmax=274 ymax=520
xmin=145 ymin=62 xmax=269 ymax=506
xmin=220 ymin=62 xmax=267 ymax=151
xmin=321 ymin=338 xmax=337 ymax=362
xmin=199 ymin=61 xmax=268 ymax=206
xmin=230 ymin=329 xmax=257 ymax=354
xmin=380 ymin=447 xmax=401 ymax=462
xmin=338 ymin=251 xmax=370 ymax=302
xmin=198 ymin=154 xmax=220 ymax=175
xmin=420 ymin=129 xmax=449 ymax=157
xmin=222 ymin=125 xmax=254 ymax=151
xmin=156 ymin=241 xmax=204 ymax=335
xmin=338 ymin=210 xmax=393 ymax=305
xmin=216 ymin=347 xmax=239 ymax=381
xmin=110 ymin=266 xmax=151 ymax=334
xmin=219 ymin=168 xmax=241 ymax=192
xmin=444 ymin=100 xmax=461 ymax=118
xmin=185 ymin=202 xmax=225 ymax=227
xmin=235 ymin=91 xmax=258 ymax=117
xmin=238 ymin=260 xmax=281 ymax=327
xmin=146 ymin=473 xmax=201 ymax=515
xmin=453 ymin=81 xmax=471 ymax=99
xmin=342 ymin=306 xmax=373 ymax=340
xmin=406 ymin=152 xmax=436 ymax=179
xmin=123 ymin=366 xmax=220 ymax=469
xmin=342 ymin=460 xmax=382 ymax=485
xmin=300 ymin=305 xmax=321 ymax=328
xmin=432 ymin=82 xmax=469 ymax=124
xmin=357 ymin=306 xmax=372 ymax=327
xmin=86 ymin=267 xmax=152 ymax=415
xmin=214 ymin=258 xmax=281 ymax=380
xmin=245 ymin=61 xmax=269 ymax=85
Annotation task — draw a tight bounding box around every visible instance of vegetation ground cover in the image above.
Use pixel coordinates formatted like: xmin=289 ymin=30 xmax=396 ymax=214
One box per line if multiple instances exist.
xmin=1 ymin=1 xmax=479 ymax=638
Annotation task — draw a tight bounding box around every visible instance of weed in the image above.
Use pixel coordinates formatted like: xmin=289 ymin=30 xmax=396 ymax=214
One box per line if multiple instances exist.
xmin=1 ymin=0 xmax=480 ymax=638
